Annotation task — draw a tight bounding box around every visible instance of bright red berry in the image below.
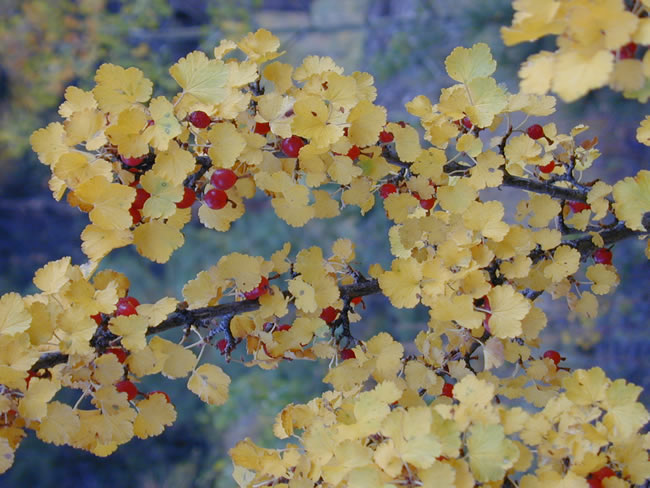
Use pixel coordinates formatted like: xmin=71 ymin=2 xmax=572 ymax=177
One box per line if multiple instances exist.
xmin=619 ymin=42 xmax=637 ymax=60
xmin=351 ymin=296 xmax=365 ymax=308
xmin=129 ymin=207 xmax=141 ymax=225
xmin=121 ymin=155 xmax=145 ymax=167
xmin=568 ymin=201 xmax=591 ymax=213
xmin=419 ymin=196 xmax=436 ymax=210
xmin=243 ymin=276 xmax=270 ymax=300
xmin=204 ymin=189 xmax=228 ymax=210
xmin=340 ymin=349 xmax=356 ymax=360
xmin=116 ymin=380 xmax=138 ymax=401
xmin=147 ymin=391 xmax=171 ymax=404
xmin=527 ymin=124 xmax=545 ymax=140
xmin=254 ymin=122 xmax=271 ymax=135
xmin=217 ymin=339 xmax=228 ymax=354
xmin=116 ymin=296 xmax=139 ymax=317
xmin=379 ymin=130 xmax=394 ymax=143
xmin=91 ymin=313 xmax=103 ymax=325
xmin=543 ymin=350 xmax=562 ymax=366
xmin=276 ymin=324 xmax=292 ymax=332
xmin=461 ymin=116 xmax=473 ymax=129
xmin=442 ymin=383 xmax=454 ymax=398
xmin=347 ymin=145 xmax=361 ymax=160
xmin=539 ymin=160 xmax=556 ymax=174
xmin=593 ymin=248 xmax=613 ymax=265
xmin=105 ymin=347 xmax=128 ymax=364
xmin=176 ymin=187 xmax=196 ymax=209
xmin=320 ymin=306 xmax=339 ymax=324
xmin=280 ymin=136 xmax=305 ymax=158
xmin=379 ymin=183 xmax=397 ymax=199
xmin=132 ymin=188 xmax=150 ymax=210
xmin=211 ymin=168 xmax=238 ymax=191
xmin=188 ymin=110 xmax=211 ymax=129
xmin=588 ymin=467 xmax=617 ymax=488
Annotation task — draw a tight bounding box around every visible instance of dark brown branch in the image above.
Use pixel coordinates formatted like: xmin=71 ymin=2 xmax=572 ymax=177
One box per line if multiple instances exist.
xmin=502 ymin=173 xmax=587 ymax=202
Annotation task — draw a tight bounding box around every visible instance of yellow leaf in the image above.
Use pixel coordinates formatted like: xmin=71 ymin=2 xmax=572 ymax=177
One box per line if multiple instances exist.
xmin=93 ymin=64 xmax=153 ymax=113
xmin=75 ymin=176 xmax=136 ymax=230
xmin=348 ymin=100 xmax=386 ymax=147
xmin=379 ymin=258 xmax=422 ymax=308
xmin=552 ymin=50 xmax=615 ymax=102
xmin=238 ymin=28 xmax=282 ymax=63
xmin=93 ymin=353 xmax=124 ymax=386
xmin=0 ymin=293 xmax=31 ymax=336
xmin=18 ymin=378 xmax=60 ymax=421
xmin=170 ymin=51 xmax=229 ymax=105
xmin=487 ymin=285 xmax=531 ymax=338
xmin=445 ymin=43 xmax=497 ymax=84
xmin=145 ymin=96 xmax=182 ymax=151
xmin=59 ymin=86 xmax=98 ymax=118
xmin=133 ymin=220 xmax=185 ymax=263
xmin=544 ymin=245 xmax=581 ymax=282
xmin=133 ymin=393 xmax=177 ymax=439
xmin=0 ymin=438 xmax=14 ymax=474
xmin=109 ymin=315 xmax=149 ymax=351
xmin=81 ymin=224 xmax=133 ymax=261
xmin=612 ymin=170 xmax=650 ymax=231
xmin=153 ymin=141 xmax=196 ymax=185
xmin=207 ymin=123 xmax=246 ymax=168
xmin=187 ymin=364 xmax=230 ymax=405
xmin=467 ymin=423 xmax=519 ymax=482
xmin=140 ymin=172 xmax=183 ymax=219
xmin=36 ymin=401 xmax=81 ymax=446
xmin=288 ymin=277 xmax=317 ymax=313
xmin=30 ymin=122 xmax=69 ymax=167
xmin=149 ymin=336 xmax=197 ymax=378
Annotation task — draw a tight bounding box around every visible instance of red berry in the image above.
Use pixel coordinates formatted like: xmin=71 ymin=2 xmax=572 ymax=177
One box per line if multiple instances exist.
xmin=105 ymin=347 xmax=128 ymax=364
xmin=129 ymin=207 xmax=141 ymax=225
xmin=619 ymin=42 xmax=637 ymax=60
xmin=204 ymin=189 xmax=228 ymax=210
xmin=116 ymin=296 xmax=139 ymax=317
xmin=147 ymin=391 xmax=171 ymax=404
xmin=379 ymin=130 xmax=394 ymax=143
xmin=419 ymin=196 xmax=436 ymax=210
xmin=347 ymin=145 xmax=361 ymax=160
xmin=243 ymin=276 xmax=270 ymax=300
xmin=276 ymin=324 xmax=292 ymax=332
xmin=593 ymin=248 xmax=613 ymax=265
xmin=568 ymin=201 xmax=591 ymax=213
xmin=280 ymin=136 xmax=305 ymax=158
xmin=461 ymin=116 xmax=473 ymax=129
xmin=121 ymin=155 xmax=145 ymax=167
xmin=379 ymin=183 xmax=397 ymax=199
xmin=211 ymin=168 xmax=238 ymax=191
xmin=588 ymin=467 xmax=617 ymax=488
xmin=188 ymin=110 xmax=211 ymax=129
xmin=217 ymin=339 xmax=228 ymax=354
xmin=25 ymin=371 xmax=38 ymax=389
xmin=254 ymin=122 xmax=271 ymax=135
xmin=176 ymin=187 xmax=196 ymax=209
xmin=351 ymin=296 xmax=365 ymax=309
xmin=539 ymin=160 xmax=556 ymax=173
xmin=543 ymin=350 xmax=562 ymax=366
xmin=442 ymin=383 xmax=454 ymax=398
xmin=397 ymin=121 xmax=407 ymax=128
xmin=527 ymin=124 xmax=545 ymax=140
xmin=91 ymin=313 xmax=103 ymax=325
xmin=340 ymin=349 xmax=356 ymax=360
xmin=320 ymin=306 xmax=339 ymax=324
xmin=481 ymin=296 xmax=492 ymax=332
xmin=116 ymin=380 xmax=138 ymax=401
xmin=132 ymin=188 xmax=150 ymax=210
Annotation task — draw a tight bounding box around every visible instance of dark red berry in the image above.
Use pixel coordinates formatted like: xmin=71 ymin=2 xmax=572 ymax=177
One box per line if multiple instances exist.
xmin=379 ymin=183 xmax=397 ymax=199
xmin=243 ymin=276 xmax=270 ymax=300
xmin=619 ymin=42 xmax=637 ymax=60
xmin=116 ymin=380 xmax=138 ymax=401
xmin=176 ymin=187 xmax=196 ymax=208
xmin=527 ymin=124 xmax=545 ymax=140
xmin=481 ymin=296 xmax=492 ymax=331
xmin=346 ymin=145 xmax=361 ymax=160
xmin=543 ymin=350 xmax=562 ymax=366
xmin=397 ymin=121 xmax=407 ymax=128
xmin=147 ymin=391 xmax=171 ymax=403
xmin=340 ymin=349 xmax=356 ymax=360
xmin=280 ymin=136 xmax=305 ymax=158
xmin=217 ymin=339 xmax=228 ymax=354
xmin=419 ymin=197 xmax=436 ymax=210
xmin=379 ymin=130 xmax=394 ymax=143
xmin=204 ymin=189 xmax=228 ymax=210
xmin=320 ymin=306 xmax=339 ymax=324
xmin=442 ymin=383 xmax=454 ymax=398
xmin=121 ymin=155 xmax=145 ymax=167
xmin=188 ymin=110 xmax=211 ymax=129
xmin=593 ymin=248 xmax=613 ymax=265
xmin=254 ymin=122 xmax=271 ymax=135
xmin=132 ymin=188 xmax=150 ymax=210
xmin=91 ymin=313 xmax=103 ymax=325
xmin=588 ymin=467 xmax=617 ymax=488
xmin=461 ymin=116 xmax=473 ymax=129
xmin=539 ymin=160 xmax=556 ymax=173
xmin=351 ymin=297 xmax=365 ymax=309
xmin=129 ymin=207 xmax=141 ymax=225
xmin=116 ymin=296 xmax=139 ymax=317
xmin=568 ymin=201 xmax=591 ymax=213
xmin=105 ymin=347 xmax=128 ymax=364
xmin=276 ymin=324 xmax=292 ymax=332
xmin=210 ymin=169 xmax=238 ymax=191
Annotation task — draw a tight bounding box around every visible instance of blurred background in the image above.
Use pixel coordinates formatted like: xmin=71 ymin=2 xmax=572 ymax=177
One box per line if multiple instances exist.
xmin=0 ymin=0 xmax=647 ymax=486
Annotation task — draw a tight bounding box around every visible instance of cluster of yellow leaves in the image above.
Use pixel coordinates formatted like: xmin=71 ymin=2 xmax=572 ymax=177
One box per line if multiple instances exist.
xmin=231 ymin=330 xmax=650 ymax=487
